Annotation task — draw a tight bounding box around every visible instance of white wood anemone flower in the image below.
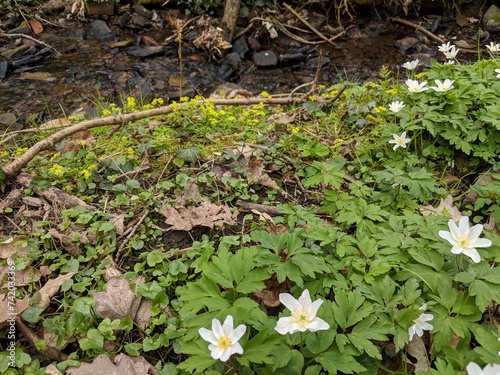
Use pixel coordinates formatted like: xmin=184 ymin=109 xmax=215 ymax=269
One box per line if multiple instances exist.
xmin=402 ymin=59 xmax=419 ymax=70
xmin=438 ymin=41 xmax=455 ymax=53
xmin=430 ymin=79 xmax=455 ymax=92
xmin=408 ymin=304 xmax=434 ymax=341
xmin=275 ymin=289 xmax=330 ymax=335
xmin=388 ymin=132 xmax=411 ymax=150
xmin=198 ymin=316 xmax=246 ymax=362
xmin=443 ymin=46 xmax=459 ymax=59
xmin=389 ymin=101 xmax=405 ymax=113
xmin=466 ymin=362 xmax=500 ymax=375
xmin=405 ymin=79 xmax=429 ymax=92
xmin=438 ymin=216 xmax=492 ymax=264
xmin=486 ymin=42 xmax=500 ymax=52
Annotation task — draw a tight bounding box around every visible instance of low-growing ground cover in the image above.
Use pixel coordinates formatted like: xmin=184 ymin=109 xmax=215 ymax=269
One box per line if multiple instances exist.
xmin=1 ymin=42 xmax=500 ymax=375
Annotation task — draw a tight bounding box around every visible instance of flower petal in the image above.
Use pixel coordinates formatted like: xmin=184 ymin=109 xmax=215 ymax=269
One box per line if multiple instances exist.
xmin=468 ymin=224 xmax=484 ymax=241
xmin=230 ymin=342 xmax=244 ymax=356
xmin=229 ymin=324 xmax=247 ymax=342
xmin=461 ymin=248 xmax=481 ymax=263
xmin=297 ymin=289 xmax=312 ymax=309
xmin=279 ymin=293 xmax=301 ymax=312
xmin=438 ymin=230 xmax=455 ymax=245
xmin=275 ymin=317 xmax=296 ymax=335
xmin=458 ymin=216 xmax=470 ymax=236
xmin=221 ymin=315 xmax=234 ymax=336
xmin=199 ymin=328 xmax=218 ymax=345
xmin=306 ymin=317 xmax=330 ymax=332
xmin=470 ymin=238 xmax=492 ymax=248
xmin=211 ymin=318 xmax=224 ymax=339
xmin=448 ymin=219 xmax=461 ymax=240
xmin=465 ymin=362 xmax=483 ymax=375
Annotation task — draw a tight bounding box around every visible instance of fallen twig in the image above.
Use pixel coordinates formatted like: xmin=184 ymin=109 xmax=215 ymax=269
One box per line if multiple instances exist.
xmin=282 ymin=2 xmax=339 ymax=47
xmin=0 ymin=32 xmax=61 ymax=57
xmin=116 ymin=208 xmax=150 ymax=263
xmin=392 ymin=17 xmax=445 ymax=44
xmin=1 ymin=94 xmax=347 ymax=180
xmin=237 ymin=200 xmax=280 ymax=215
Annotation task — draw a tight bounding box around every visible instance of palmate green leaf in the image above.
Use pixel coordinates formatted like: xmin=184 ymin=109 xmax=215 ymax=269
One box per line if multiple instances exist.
xmin=472 ymin=325 xmax=500 ymax=364
xmin=305 ymin=330 xmax=335 ymax=354
xmin=272 ymin=349 xmax=304 ymax=375
xmin=236 ymin=268 xmax=269 ymax=294
xmin=290 ymin=253 xmax=329 ymax=279
xmin=177 ymin=339 xmax=217 ymax=373
xmin=331 ymin=289 xmax=373 ymax=330
xmin=237 ymin=329 xmax=282 ymax=367
xmin=407 ymin=247 xmax=444 ymax=271
xmin=396 ymin=264 xmax=452 ymax=293
xmin=469 ymin=279 xmax=500 ymax=311
xmin=176 ymin=276 xmax=230 ymax=314
xmin=348 ymin=318 xmax=388 ymax=359
xmin=316 ymin=350 xmax=366 ymax=374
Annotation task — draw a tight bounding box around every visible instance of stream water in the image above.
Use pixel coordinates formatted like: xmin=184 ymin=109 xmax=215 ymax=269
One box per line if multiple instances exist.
xmin=0 ymin=10 xmax=469 ymax=128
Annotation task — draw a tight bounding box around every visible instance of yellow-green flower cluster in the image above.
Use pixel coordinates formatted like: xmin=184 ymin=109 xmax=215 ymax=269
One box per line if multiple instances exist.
xmin=49 ymin=164 xmax=64 ymax=175
xmin=374 ymin=106 xmax=387 ymax=114
xmin=123 ymin=97 xmax=138 ymax=113
xmin=101 ymin=103 xmax=120 ymax=116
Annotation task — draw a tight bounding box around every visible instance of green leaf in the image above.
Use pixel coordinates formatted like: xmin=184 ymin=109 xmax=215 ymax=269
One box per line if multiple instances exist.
xmin=316 ymin=349 xmax=366 ymax=374
xmin=331 ymin=289 xmax=373 ymax=330
xmin=305 ymin=330 xmax=335 ymax=354
xmin=469 ymin=279 xmax=500 ymax=311
xmin=179 ymin=146 xmax=200 ymax=163
xmin=177 ymin=276 xmax=230 ymax=314
xmin=178 ymin=339 xmax=217 ymax=373
xmin=79 ymin=328 xmax=104 ymax=351
xmin=238 ymin=330 xmax=282 ymax=366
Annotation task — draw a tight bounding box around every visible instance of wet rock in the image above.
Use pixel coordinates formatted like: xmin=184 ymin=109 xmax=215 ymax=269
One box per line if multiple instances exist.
xmin=127 ymin=76 xmax=152 ymax=98
xmin=129 ymin=14 xmax=151 ymax=28
xmin=232 ymin=35 xmax=248 ymax=58
xmin=86 ymin=20 xmax=114 ymax=40
xmin=218 ymin=52 xmax=241 ymax=79
xmin=253 ymin=50 xmax=278 ymax=67
xmin=0 ymin=59 xmax=8 ymax=82
xmin=0 ymin=113 xmax=17 ymax=129
xmin=10 ymin=47 xmax=51 ymax=68
xmin=247 ymin=37 xmax=261 ymax=51
xmin=135 ymin=4 xmax=153 ymax=19
xmin=67 ymin=29 xmax=85 ymax=40
xmin=118 ymin=13 xmax=130 ymax=28
xmin=1 ymin=45 xmax=30 ymax=59
xmin=84 ymin=0 xmax=115 ymax=16
xmin=127 ymin=45 xmax=164 ymax=57
xmin=483 ymin=5 xmax=500 ymax=32
xmin=413 ymin=44 xmax=435 ymax=56
xmin=395 ymin=37 xmax=418 ymax=52
xmin=279 ymin=52 xmax=305 ymax=65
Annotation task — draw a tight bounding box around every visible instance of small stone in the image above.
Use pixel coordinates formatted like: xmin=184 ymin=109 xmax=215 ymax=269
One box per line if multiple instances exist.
xmin=86 ymin=20 xmax=114 ymax=39
xmin=127 ymin=45 xmax=164 ymax=57
xmin=253 ymin=50 xmax=278 ymax=67
xmin=135 ymin=4 xmax=153 ymax=19
xmin=129 ymin=14 xmax=150 ymax=28
xmin=395 ymin=37 xmax=418 ymax=52
xmin=247 ymin=37 xmax=261 ymax=51
xmin=483 ymin=5 xmax=500 ymax=33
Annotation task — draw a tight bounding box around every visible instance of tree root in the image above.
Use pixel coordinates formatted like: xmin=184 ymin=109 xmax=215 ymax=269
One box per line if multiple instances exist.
xmin=391 ymin=17 xmax=445 ymax=44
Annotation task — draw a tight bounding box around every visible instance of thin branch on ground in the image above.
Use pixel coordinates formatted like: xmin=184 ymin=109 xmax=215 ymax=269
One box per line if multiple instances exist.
xmin=116 ymin=209 xmax=150 ymax=264
xmin=0 ymin=32 xmax=61 ymax=57
xmin=1 ymin=93 xmax=347 ymax=180
xmin=391 ymin=17 xmax=445 ymax=44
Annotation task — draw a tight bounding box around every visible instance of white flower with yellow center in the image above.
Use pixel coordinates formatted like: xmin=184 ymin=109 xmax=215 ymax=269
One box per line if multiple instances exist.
xmin=438 ymin=41 xmax=454 ymax=54
xmin=444 ymin=46 xmax=459 ymax=59
xmin=402 ymin=59 xmax=419 ymax=70
xmin=389 ymin=101 xmax=405 ymax=113
xmin=388 ymin=131 xmax=411 ymax=150
xmin=198 ymin=316 xmax=246 ymax=362
xmin=486 ymin=42 xmax=500 ymax=52
xmin=466 ymin=362 xmax=500 ymax=375
xmin=275 ymin=289 xmax=330 ymax=334
xmin=408 ymin=303 xmax=434 ymax=341
xmin=438 ymin=216 xmax=492 ymax=263
xmin=405 ymin=79 xmax=429 ymax=92
xmin=430 ymin=79 xmax=455 ymax=92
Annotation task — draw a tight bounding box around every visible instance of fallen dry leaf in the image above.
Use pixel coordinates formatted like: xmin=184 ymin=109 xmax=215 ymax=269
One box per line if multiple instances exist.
xmin=103 ymin=256 xmax=123 ymax=281
xmin=0 ymin=236 xmax=30 ymax=259
xmin=161 ymin=200 xmax=237 ymax=231
xmin=0 ymin=265 xmax=41 ymax=286
xmin=0 ymin=294 xmax=29 ymax=327
xmin=174 ymin=179 xmax=200 ymax=206
xmin=35 ymin=272 xmax=76 ymax=310
xmin=94 ymin=277 xmax=150 ymax=327
xmin=246 ymin=156 xmax=280 ymax=190
xmin=111 ymin=213 xmax=125 ymax=236
xmin=28 ymin=19 xmax=44 ymax=34
xmin=48 ymin=228 xmax=81 ymax=257
xmin=407 ymin=336 xmax=430 ymax=372
xmin=66 ymin=353 xmax=155 ymax=375
xmin=420 ymin=195 xmax=462 ymax=222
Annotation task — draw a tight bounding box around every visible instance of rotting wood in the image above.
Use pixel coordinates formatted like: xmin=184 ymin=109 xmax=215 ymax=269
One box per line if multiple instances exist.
xmin=1 ymin=94 xmax=346 ymax=180
xmin=237 ymin=200 xmax=280 ymax=215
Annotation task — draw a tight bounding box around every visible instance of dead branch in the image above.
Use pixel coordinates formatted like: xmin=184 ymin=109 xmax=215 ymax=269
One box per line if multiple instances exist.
xmin=282 ymin=2 xmax=338 ymax=47
xmin=237 ymin=200 xmax=280 ymax=215
xmin=391 ymin=17 xmax=445 ymax=44
xmin=116 ymin=209 xmax=150 ymax=263
xmin=1 ymin=95 xmax=347 ymax=180
xmin=0 ymin=32 xmax=61 ymax=57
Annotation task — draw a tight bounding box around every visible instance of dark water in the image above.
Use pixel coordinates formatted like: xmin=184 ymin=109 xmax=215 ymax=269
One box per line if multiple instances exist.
xmin=0 ymin=18 xmax=426 ymax=126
